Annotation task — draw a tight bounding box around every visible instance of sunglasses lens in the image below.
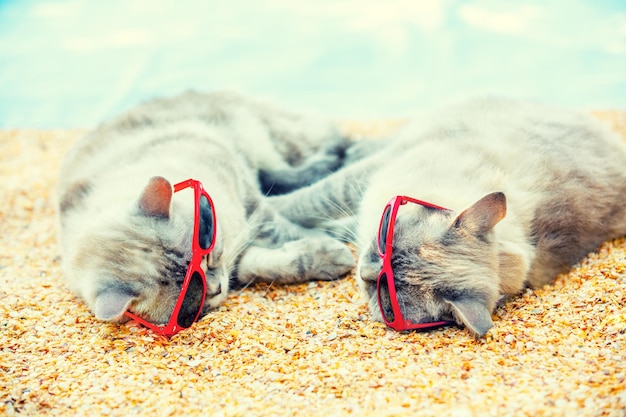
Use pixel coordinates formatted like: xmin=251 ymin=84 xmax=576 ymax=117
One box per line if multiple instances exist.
xmin=378 ymin=205 xmax=392 ymax=255
xmin=377 ymin=272 xmax=395 ymax=324
xmin=176 ymin=271 xmax=205 ymax=328
xmin=198 ymin=194 xmax=215 ymax=250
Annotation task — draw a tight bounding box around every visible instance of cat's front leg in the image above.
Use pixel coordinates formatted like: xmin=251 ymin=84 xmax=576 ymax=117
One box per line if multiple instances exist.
xmin=237 ymin=198 xmax=356 ymax=284
xmin=258 ymin=151 xmax=346 ymax=196
xmin=236 ymin=236 xmax=356 ymax=285
xmin=269 ymin=156 xmax=377 ymax=228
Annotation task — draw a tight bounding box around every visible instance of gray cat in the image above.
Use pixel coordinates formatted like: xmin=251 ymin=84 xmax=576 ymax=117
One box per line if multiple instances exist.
xmin=57 ymin=90 xmax=356 ymax=331
xmin=272 ymin=98 xmax=626 ymax=336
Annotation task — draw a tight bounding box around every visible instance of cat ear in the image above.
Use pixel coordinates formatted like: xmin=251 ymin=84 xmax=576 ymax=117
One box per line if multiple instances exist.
xmin=94 ymin=289 xmax=136 ymax=321
xmin=138 ymin=176 xmax=172 ymax=219
xmin=445 ymin=297 xmax=494 ymax=337
xmin=453 ymin=192 xmax=506 ymax=236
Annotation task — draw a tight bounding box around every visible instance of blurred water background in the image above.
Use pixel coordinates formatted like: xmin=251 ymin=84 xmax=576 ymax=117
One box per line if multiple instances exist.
xmin=0 ymin=0 xmax=624 ymax=128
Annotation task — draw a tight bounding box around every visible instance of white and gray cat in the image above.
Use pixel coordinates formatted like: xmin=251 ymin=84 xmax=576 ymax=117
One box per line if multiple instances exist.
xmin=273 ymin=98 xmax=626 ymax=336
xmin=57 ymin=90 xmax=356 ymax=327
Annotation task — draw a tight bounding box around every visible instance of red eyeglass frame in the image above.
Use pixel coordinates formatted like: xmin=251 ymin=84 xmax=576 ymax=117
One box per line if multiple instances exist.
xmin=376 ymin=195 xmax=454 ymax=331
xmin=124 ymin=179 xmax=217 ymax=337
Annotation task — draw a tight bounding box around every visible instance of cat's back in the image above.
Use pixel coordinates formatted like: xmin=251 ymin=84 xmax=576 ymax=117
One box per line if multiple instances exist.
xmin=362 ymin=97 xmax=626 ymax=238
xmin=60 ymin=90 xmax=342 ymax=189
xmin=59 ymin=91 xmax=243 ymax=178
xmin=390 ymin=97 xmax=626 ymax=181
xmin=56 ymin=92 xmax=256 ymax=231
xmin=466 ymin=98 xmax=626 ymax=189
xmin=58 ymin=90 xmax=288 ymax=193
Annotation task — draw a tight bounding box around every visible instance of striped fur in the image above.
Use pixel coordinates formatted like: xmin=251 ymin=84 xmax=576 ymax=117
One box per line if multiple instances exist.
xmin=57 ymin=91 xmax=356 ymax=326
xmin=273 ymin=98 xmax=626 ymax=336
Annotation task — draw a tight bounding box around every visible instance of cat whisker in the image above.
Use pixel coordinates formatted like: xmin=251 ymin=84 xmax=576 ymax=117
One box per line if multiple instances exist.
xmin=260 ymin=280 xmax=275 ymax=298
xmin=58 ymin=89 xmax=372 ymax=334
xmin=288 ymin=213 xmax=358 ymax=242
xmin=223 ymin=228 xmax=253 ymax=267
xmin=221 ymin=209 xmax=277 ymax=268
xmin=232 ymin=276 xmax=258 ymax=296
xmin=262 ymin=183 xmax=276 ymax=197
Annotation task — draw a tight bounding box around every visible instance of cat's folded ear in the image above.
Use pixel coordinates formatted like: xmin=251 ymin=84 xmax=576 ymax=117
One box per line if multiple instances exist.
xmin=94 ymin=288 xmax=136 ymax=322
xmin=138 ymin=176 xmax=173 ymax=219
xmin=444 ymin=297 xmax=494 ymax=337
xmin=453 ymin=192 xmax=506 ymax=236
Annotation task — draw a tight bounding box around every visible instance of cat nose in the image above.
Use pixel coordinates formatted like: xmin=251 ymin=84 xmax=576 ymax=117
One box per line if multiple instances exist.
xmin=206 ymin=283 xmax=222 ymax=298
xmin=359 ymin=262 xmax=380 ymax=283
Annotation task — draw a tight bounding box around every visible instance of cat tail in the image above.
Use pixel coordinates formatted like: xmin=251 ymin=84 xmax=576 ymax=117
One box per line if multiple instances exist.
xmin=259 ymin=135 xmax=367 ymax=196
xmin=269 ymin=155 xmax=378 ymax=229
xmin=258 ymin=149 xmax=347 ymax=195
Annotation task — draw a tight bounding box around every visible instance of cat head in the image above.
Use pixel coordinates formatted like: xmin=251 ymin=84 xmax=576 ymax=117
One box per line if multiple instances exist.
xmin=69 ymin=176 xmax=229 ymax=328
xmin=357 ymin=192 xmax=506 ymax=337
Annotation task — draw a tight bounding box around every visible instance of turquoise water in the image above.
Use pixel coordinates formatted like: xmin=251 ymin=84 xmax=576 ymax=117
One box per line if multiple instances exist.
xmin=1 ymin=0 xmax=624 ymax=128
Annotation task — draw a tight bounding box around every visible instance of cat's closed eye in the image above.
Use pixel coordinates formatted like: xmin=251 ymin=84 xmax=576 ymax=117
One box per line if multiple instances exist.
xmin=58 ymin=90 xmax=357 ymax=334
xmin=204 ymin=251 xmax=221 ymax=271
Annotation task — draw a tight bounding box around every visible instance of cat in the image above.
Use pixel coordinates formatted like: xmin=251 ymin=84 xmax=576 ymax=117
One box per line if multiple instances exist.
xmin=271 ymin=97 xmax=626 ymax=336
xmin=57 ymin=90 xmax=356 ymax=329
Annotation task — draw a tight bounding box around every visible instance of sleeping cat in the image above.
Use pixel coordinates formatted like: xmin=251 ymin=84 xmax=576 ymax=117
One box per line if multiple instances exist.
xmin=57 ymin=90 xmax=356 ymax=329
xmin=272 ymin=98 xmax=626 ymax=336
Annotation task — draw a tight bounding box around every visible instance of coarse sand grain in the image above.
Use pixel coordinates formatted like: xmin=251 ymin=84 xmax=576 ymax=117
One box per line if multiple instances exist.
xmin=1 ymin=114 xmax=625 ymax=416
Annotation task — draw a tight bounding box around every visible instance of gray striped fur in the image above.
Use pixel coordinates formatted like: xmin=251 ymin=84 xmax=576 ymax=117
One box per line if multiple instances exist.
xmin=57 ymin=91 xmax=356 ymax=327
xmin=273 ymin=98 xmax=626 ymax=336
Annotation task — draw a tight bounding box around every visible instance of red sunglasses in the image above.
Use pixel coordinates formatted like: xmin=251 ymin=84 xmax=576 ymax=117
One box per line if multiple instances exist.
xmin=376 ymin=195 xmax=454 ymax=331
xmin=124 ymin=179 xmax=217 ymax=337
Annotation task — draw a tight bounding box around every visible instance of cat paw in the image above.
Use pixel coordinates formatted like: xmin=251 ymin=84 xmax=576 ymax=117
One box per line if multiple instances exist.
xmin=238 ymin=236 xmax=356 ymax=284
xmin=301 ymin=237 xmax=356 ymax=280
